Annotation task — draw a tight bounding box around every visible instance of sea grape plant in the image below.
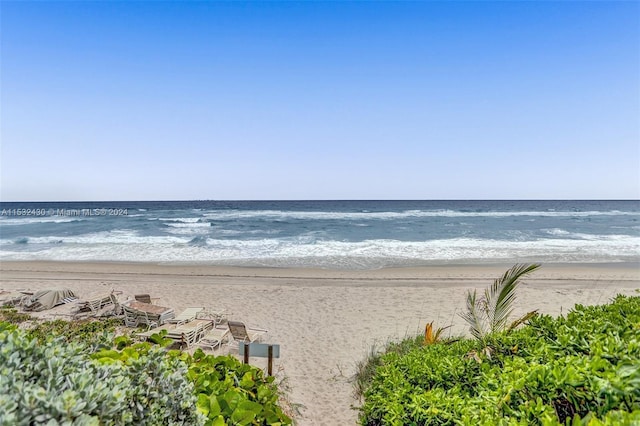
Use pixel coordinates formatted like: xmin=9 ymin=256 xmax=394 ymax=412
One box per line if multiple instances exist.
xmin=359 ymin=295 xmax=640 ymax=425
xmin=0 ymin=318 xmax=292 ymax=426
xmin=93 ymin=344 xmax=205 ymax=425
xmin=179 ymin=349 xmax=293 ymax=426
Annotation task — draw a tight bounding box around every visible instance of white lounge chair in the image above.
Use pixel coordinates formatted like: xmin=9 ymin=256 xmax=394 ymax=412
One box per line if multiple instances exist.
xmin=168 ymin=307 xmax=205 ymax=325
xmin=122 ymin=301 xmax=175 ymax=329
xmin=123 ymin=304 xmax=144 ymax=328
xmin=136 ymin=319 xmax=213 ymax=348
xmin=75 ymin=290 xmax=121 ymax=315
xmin=199 ymin=327 xmax=230 ymax=351
xmin=195 ymin=307 xmax=227 ymax=327
xmin=227 ymin=321 xmax=267 ymax=349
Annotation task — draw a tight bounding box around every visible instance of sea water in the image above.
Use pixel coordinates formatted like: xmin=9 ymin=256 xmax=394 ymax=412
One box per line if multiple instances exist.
xmin=0 ymin=200 xmax=638 ymax=269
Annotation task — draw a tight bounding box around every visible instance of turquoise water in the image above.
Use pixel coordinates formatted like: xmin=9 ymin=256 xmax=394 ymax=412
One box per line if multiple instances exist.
xmin=1 ymin=200 xmax=638 ymax=268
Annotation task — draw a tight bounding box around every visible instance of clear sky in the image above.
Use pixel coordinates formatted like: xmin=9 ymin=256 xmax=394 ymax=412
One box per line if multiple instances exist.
xmin=1 ymin=1 xmax=638 ymax=201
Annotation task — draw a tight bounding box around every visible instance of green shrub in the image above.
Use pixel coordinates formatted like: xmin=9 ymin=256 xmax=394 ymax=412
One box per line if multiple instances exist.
xmin=0 ymin=307 xmax=31 ymax=324
xmin=0 ymin=319 xmax=292 ymax=426
xmin=181 ymin=349 xmax=293 ymax=426
xmin=0 ymin=327 xmax=130 ymax=425
xmin=359 ymin=295 xmax=640 ymax=425
xmin=26 ymin=317 xmax=123 ymax=347
xmin=0 ymin=326 xmax=204 ymax=425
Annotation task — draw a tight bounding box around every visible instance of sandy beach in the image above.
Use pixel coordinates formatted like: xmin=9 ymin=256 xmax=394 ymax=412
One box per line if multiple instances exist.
xmin=1 ymin=261 xmax=638 ymax=425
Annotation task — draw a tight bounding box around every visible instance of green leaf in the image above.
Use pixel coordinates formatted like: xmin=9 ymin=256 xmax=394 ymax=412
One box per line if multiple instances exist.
xmin=239 ymin=372 xmax=255 ymax=389
xmin=486 ymin=263 xmax=540 ymax=334
xmin=231 ymin=402 xmax=263 ymax=426
xmin=197 ymin=394 xmax=210 ymax=416
xmin=460 ymin=263 xmax=540 ymax=340
xmin=211 ymin=415 xmax=226 ymax=426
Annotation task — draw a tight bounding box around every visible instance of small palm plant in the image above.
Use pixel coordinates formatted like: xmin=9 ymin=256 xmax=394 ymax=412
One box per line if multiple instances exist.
xmin=460 ymin=263 xmax=540 ymax=341
xmin=423 ymin=321 xmax=451 ymax=345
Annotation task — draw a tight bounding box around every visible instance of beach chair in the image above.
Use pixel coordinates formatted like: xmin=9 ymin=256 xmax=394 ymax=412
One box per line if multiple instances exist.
xmin=110 ymin=292 xmax=122 ymax=315
xmin=22 ymin=288 xmax=77 ymax=312
xmin=168 ymin=307 xmax=205 ymax=325
xmin=0 ymin=290 xmax=31 ymax=308
xmin=134 ymin=324 xmax=174 ymax=341
xmin=140 ymin=310 xmax=160 ymax=329
xmin=168 ymin=319 xmax=213 ymax=348
xmin=195 ymin=307 xmax=228 ymax=327
xmin=135 ymin=319 xmax=213 ymax=349
xmin=75 ymin=291 xmax=117 ymax=315
xmin=199 ymin=327 xmax=230 ymax=351
xmin=227 ymin=321 xmax=267 ymax=348
xmin=134 ymin=294 xmax=160 ymax=304
xmin=123 ymin=306 xmax=161 ymax=329
xmin=122 ymin=301 xmax=175 ymax=329
xmin=122 ymin=304 xmax=141 ymax=328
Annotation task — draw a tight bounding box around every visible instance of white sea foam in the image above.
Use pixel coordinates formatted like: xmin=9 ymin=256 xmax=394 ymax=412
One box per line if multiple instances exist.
xmin=0 ymin=217 xmax=83 ymax=226
xmin=542 ymin=228 xmax=635 ymax=241
xmin=212 ymin=229 xmax=282 ymax=236
xmin=165 ymin=222 xmax=211 ymax=228
xmin=165 ymin=227 xmax=212 ymax=237
xmin=544 ymin=228 xmax=572 ymax=236
xmin=158 ymin=217 xmax=203 ymax=223
xmin=1 ymin=230 xmax=188 ymax=246
xmin=2 ymin=234 xmax=638 ymax=267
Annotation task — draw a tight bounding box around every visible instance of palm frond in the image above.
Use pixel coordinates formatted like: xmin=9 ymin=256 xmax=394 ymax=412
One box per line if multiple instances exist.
xmin=507 ymin=310 xmax=539 ymax=332
xmin=424 ymin=321 xmax=452 ymax=345
xmin=460 ymin=289 xmax=487 ymax=340
xmin=485 ymin=263 xmax=540 ymax=333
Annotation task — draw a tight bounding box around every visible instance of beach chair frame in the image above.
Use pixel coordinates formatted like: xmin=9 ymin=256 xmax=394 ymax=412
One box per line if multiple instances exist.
xmin=168 ymin=307 xmax=205 ymax=325
xmin=135 ymin=319 xmax=214 ymax=349
xmin=227 ymin=321 xmax=268 ymax=350
xmin=122 ymin=301 xmax=174 ymax=329
xmin=199 ymin=327 xmax=231 ymax=351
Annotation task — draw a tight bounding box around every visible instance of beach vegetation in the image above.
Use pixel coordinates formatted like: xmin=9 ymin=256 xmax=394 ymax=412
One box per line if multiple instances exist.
xmin=424 ymin=321 xmax=451 ymax=345
xmin=353 ymin=336 xmax=426 ymax=399
xmin=183 ymin=349 xmax=292 ymax=425
xmin=357 ymin=294 xmax=640 ymax=425
xmin=0 ymin=306 xmax=31 ymax=323
xmin=25 ymin=317 xmax=123 ymax=346
xmin=0 ymin=326 xmax=203 ymax=425
xmin=147 ymin=328 xmax=175 ymax=347
xmin=460 ymin=263 xmax=540 ymax=341
xmin=0 ymin=317 xmax=292 ymax=425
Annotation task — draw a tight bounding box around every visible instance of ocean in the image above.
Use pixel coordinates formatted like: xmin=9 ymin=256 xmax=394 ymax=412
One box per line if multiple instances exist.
xmin=0 ymin=200 xmax=638 ymax=269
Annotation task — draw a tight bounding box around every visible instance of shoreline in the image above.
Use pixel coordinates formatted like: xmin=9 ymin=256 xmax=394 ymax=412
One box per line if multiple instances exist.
xmin=2 ymin=258 xmax=639 ymax=276
xmin=1 ymin=260 xmax=639 ymax=425
xmin=1 ymin=260 xmax=638 ymax=289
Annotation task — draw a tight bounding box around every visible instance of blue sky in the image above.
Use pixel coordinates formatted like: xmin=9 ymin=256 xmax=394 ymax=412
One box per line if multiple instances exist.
xmin=1 ymin=1 xmax=638 ymax=201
